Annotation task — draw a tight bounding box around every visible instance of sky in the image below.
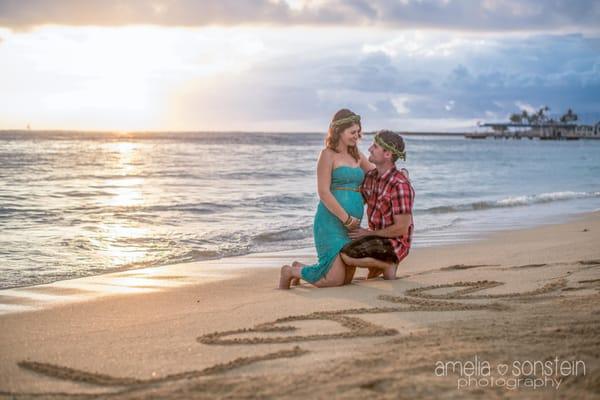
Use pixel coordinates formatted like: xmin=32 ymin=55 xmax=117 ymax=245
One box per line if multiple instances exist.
xmin=0 ymin=0 xmax=599 ymax=132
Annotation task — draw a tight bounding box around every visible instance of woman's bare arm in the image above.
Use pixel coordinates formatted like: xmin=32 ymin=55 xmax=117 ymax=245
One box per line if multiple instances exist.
xmin=359 ymin=151 xmax=375 ymax=173
xmin=316 ymin=149 xmax=353 ymax=223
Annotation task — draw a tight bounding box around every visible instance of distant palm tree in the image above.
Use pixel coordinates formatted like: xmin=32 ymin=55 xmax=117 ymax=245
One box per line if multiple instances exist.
xmin=510 ymin=114 xmax=522 ymax=123
xmin=509 ymin=106 xmax=581 ymax=126
xmin=535 ymin=106 xmax=550 ymax=124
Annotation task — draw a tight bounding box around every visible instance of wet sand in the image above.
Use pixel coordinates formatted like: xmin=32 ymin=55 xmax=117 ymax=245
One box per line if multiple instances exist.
xmin=1 ymin=212 xmax=599 ymax=399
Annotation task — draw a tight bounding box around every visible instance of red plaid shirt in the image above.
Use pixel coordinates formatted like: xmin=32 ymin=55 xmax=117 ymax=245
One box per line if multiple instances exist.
xmin=360 ymin=166 xmax=415 ymax=261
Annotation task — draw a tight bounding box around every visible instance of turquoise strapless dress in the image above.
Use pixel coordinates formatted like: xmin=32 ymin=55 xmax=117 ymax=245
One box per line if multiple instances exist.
xmin=301 ymin=166 xmax=365 ymax=283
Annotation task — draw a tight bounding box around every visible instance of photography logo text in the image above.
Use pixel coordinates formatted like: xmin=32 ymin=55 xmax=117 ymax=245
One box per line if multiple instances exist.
xmin=435 ymin=356 xmax=586 ymax=390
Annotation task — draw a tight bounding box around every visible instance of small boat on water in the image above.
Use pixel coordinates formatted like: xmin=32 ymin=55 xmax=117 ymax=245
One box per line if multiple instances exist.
xmin=464 ymin=133 xmax=488 ymax=139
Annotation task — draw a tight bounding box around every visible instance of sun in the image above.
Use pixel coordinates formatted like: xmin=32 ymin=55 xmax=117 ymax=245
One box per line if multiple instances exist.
xmin=0 ymin=25 xmax=267 ymax=131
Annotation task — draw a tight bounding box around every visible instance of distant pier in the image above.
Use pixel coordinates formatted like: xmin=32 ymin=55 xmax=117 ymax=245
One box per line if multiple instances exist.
xmin=465 ymin=122 xmax=600 ymax=140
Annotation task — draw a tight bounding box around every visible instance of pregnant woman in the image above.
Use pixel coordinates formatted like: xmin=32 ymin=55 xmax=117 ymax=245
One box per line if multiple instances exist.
xmin=279 ymin=109 xmax=374 ymax=289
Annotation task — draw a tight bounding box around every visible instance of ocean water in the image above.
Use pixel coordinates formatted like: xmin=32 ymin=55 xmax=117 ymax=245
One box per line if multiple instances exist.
xmin=1 ymin=131 xmax=599 ymax=289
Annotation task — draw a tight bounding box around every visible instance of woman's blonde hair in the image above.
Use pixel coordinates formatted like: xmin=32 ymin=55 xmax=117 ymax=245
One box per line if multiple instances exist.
xmin=325 ymin=109 xmax=361 ymax=162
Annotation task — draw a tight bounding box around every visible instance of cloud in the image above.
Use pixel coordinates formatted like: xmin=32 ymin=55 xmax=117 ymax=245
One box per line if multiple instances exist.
xmin=391 ymin=96 xmax=410 ymax=115
xmin=167 ymin=31 xmax=600 ymax=130
xmin=1 ymin=0 xmax=599 ymax=32
xmin=1 ymin=22 xmax=598 ymax=131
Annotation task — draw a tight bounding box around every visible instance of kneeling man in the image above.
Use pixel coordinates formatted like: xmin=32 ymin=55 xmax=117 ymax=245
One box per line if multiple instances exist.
xmin=341 ymin=130 xmax=415 ymax=280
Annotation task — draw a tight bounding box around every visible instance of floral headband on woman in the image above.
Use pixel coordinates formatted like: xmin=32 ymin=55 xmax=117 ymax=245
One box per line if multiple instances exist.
xmin=374 ymin=132 xmax=406 ymax=161
xmin=330 ymin=114 xmax=361 ymax=128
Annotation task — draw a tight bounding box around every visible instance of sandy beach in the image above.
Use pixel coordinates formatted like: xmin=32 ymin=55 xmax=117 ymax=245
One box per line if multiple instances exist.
xmin=1 ymin=212 xmax=599 ymax=399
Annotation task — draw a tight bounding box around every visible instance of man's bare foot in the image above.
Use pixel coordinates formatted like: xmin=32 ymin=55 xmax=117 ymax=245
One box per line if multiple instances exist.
xmin=367 ymin=267 xmax=383 ymax=279
xmin=279 ymin=265 xmax=293 ymax=289
xmin=382 ymin=263 xmax=398 ymax=280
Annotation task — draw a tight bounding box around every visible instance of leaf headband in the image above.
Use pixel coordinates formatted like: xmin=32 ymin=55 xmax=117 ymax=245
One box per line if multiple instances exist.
xmin=330 ymin=114 xmax=361 ymax=128
xmin=374 ymin=133 xmax=406 ymax=161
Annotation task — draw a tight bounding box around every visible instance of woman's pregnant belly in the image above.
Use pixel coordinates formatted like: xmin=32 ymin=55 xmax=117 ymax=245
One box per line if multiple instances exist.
xmin=334 ymin=191 xmax=364 ymax=220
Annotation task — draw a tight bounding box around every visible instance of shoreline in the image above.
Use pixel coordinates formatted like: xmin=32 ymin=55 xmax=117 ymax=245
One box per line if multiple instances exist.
xmin=1 ymin=212 xmax=599 ymax=398
xmin=0 ymin=210 xmax=596 ymax=313
xmin=0 ymin=211 xmax=600 ymax=316
xmin=1 ymin=206 xmax=597 ymax=295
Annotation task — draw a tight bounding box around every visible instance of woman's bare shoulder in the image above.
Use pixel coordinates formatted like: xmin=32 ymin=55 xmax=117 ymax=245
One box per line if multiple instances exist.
xmin=319 ymin=148 xmax=337 ymax=160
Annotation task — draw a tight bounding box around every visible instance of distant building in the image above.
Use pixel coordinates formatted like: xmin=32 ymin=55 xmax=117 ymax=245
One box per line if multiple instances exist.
xmin=471 ymin=122 xmax=600 ymax=140
xmin=575 ymin=123 xmax=600 ymax=138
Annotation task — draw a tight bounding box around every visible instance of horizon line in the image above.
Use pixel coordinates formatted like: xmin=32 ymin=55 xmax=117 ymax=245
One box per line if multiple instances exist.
xmin=0 ymin=129 xmax=467 ymax=136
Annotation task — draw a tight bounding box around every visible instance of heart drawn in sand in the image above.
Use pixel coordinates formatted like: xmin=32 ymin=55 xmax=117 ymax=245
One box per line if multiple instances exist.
xmin=198 ymin=314 xmax=398 ymax=345
xmin=198 ymin=296 xmax=510 ymax=346
xmin=497 ymin=363 xmax=509 ymax=376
